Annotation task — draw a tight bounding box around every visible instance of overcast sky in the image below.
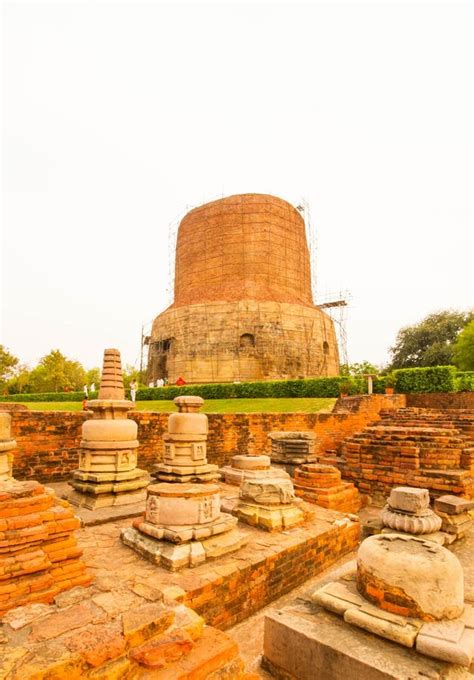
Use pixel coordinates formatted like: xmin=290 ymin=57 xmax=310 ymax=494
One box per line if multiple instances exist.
xmin=2 ymin=0 xmax=472 ymax=373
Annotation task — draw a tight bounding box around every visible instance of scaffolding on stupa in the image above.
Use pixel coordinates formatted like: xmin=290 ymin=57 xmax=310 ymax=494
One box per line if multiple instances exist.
xmin=144 ymin=194 xmax=349 ymax=384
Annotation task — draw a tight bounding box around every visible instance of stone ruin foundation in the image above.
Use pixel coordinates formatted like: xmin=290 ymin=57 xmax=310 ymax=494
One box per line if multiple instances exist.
xmin=121 ymin=396 xmax=247 ymax=569
xmin=0 ymin=412 xmax=91 ymax=616
xmin=293 ymin=463 xmax=361 ymax=514
xmin=267 ymin=431 xmax=318 ymax=477
xmin=234 ymin=476 xmax=305 ymax=531
xmin=364 ymin=485 xmax=473 ymax=547
xmin=66 ymin=348 xmax=149 ymax=510
xmin=221 ymin=454 xmax=289 ymax=486
xmin=263 ymin=487 xmax=474 ymax=679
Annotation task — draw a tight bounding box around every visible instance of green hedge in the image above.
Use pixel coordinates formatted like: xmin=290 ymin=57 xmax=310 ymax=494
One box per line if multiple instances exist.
xmin=136 ymin=377 xmax=359 ymax=401
xmin=0 ymin=391 xmax=98 ymax=402
xmin=393 ymin=366 xmax=457 ymax=393
xmin=1 ymin=366 xmax=470 ymax=402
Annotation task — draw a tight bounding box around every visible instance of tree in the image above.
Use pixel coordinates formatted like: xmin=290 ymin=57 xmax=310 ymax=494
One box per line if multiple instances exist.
xmin=389 ymin=310 xmax=474 ymax=369
xmin=340 ymin=361 xmax=379 ymax=376
xmin=453 ymin=320 xmax=474 ymax=371
xmin=28 ymin=350 xmax=86 ymax=393
xmin=0 ymin=346 xmax=19 ymax=387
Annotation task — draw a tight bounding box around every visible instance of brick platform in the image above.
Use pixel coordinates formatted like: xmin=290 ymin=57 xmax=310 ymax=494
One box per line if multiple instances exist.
xmin=293 ymin=464 xmax=361 ymax=513
xmin=0 ymin=480 xmax=91 ymax=616
xmin=340 ymin=407 xmax=474 ymax=503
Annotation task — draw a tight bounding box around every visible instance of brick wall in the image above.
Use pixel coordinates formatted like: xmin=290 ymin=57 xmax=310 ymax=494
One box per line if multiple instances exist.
xmin=6 ymin=395 xmax=404 ymax=483
xmin=184 ymin=519 xmax=360 ymax=629
xmin=406 ymin=392 xmax=474 ymax=409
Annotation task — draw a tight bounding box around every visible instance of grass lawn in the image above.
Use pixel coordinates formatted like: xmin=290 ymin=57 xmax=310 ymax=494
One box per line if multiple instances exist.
xmin=24 ymin=398 xmax=336 ymax=413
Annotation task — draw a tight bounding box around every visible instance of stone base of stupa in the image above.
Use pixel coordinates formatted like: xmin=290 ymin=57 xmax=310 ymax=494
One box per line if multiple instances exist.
xmin=121 ymin=524 xmax=248 ymax=571
xmin=221 ymin=454 xmax=290 ymax=486
xmin=234 ymin=501 xmax=304 ymax=531
xmin=0 ymin=479 xmax=91 ymax=616
xmin=152 ymin=462 xmax=220 ymax=484
xmin=262 ymin=601 xmax=470 ymax=680
xmin=65 ymin=468 xmax=149 ymax=510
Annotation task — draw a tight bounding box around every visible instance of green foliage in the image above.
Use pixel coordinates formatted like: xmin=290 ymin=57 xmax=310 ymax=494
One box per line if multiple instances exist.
xmin=390 ymin=310 xmax=473 ymax=369
xmin=26 ymin=350 xmax=87 ymax=393
xmin=0 ymin=346 xmax=19 ymax=387
xmin=455 ymin=372 xmax=474 ymax=392
xmin=345 ymin=361 xmax=379 ymax=376
xmin=453 ymin=320 xmax=474 ymax=371
xmin=393 ymin=366 xmax=457 ymax=393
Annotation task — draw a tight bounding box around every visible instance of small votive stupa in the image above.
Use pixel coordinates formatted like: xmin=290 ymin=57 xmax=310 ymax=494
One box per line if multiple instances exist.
xmin=121 ymin=396 xmax=247 ymax=570
xmin=0 ymin=411 xmax=91 ymax=615
xmin=152 ymin=396 xmax=219 ymax=483
xmin=67 ymin=349 xmax=149 ymax=509
xmin=293 ymin=463 xmax=361 ymax=513
xmin=234 ymin=476 xmax=305 ymax=531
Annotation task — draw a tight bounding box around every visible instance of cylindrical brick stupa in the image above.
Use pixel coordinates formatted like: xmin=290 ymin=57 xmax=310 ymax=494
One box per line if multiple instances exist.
xmin=148 ymin=194 xmax=340 ymax=384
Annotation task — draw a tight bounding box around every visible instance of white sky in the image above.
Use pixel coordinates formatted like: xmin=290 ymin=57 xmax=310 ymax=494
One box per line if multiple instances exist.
xmin=2 ymin=0 xmax=473 ymax=372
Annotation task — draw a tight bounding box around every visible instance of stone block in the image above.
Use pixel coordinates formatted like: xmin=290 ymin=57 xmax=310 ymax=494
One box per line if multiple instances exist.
xmin=434 ymin=495 xmax=474 ymax=515
xmin=388 ymin=487 xmax=430 ymax=513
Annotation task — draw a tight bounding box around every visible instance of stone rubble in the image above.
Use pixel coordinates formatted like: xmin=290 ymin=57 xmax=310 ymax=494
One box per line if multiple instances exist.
xmin=234 ymin=476 xmax=305 ymax=531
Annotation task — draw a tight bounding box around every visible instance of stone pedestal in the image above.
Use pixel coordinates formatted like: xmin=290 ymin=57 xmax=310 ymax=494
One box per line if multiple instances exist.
xmin=0 ymin=413 xmax=91 ymax=616
xmin=153 ymin=396 xmax=219 ymax=483
xmin=293 ymin=463 xmax=361 ymax=513
xmin=221 ymin=454 xmax=289 ymax=486
xmin=67 ymin=349 xmax=149 ymax=510
xmin=434 ymin=495 xmax=474 ymax=540
xmin=121 ymin=483 xmax=246 ymax=570
xmin=267 ymin=431 xmax=317 ymax=477
xmin=234 ymin=477 xmax=304 ymax=531
xmin=309 ymin=533 xmax=474 ymax=668
xmin=380 ymin=486 xmax=442 ymax=535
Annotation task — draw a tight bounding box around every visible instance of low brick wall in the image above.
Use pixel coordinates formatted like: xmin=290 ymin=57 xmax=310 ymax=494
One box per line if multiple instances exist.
xmin=406 ymin=392 xmax=474 ymax=409
xmin=183 ymin=517 xmax=360 ymax=629
xmin=6 ymin=395 xmax=404 ymax=483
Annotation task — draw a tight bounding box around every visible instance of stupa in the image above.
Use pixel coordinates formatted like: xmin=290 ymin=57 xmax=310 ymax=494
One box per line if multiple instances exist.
xmin=122 ymin=396 xmax=247 ymax=570
xmin=0 ymin=412 xmax=91 ymax=615
xmin=152 ymin=396 xmax=219 ymax=483
xmin=66 ymin=349 xmax=149 ymax=509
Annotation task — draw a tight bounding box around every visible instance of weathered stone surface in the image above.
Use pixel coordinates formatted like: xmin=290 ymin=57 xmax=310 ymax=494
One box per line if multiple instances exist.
xmin=434 ymin=495 xmax=474 ymax=515
xmin=263 ymin=604 xmax=461 ymax=680
xmin=388 ymin=486 xmax=430 ymax=513
xmin=357 ymin=534 xmax=464 ymax=621
xmin=381 ymin=505 xmax=442 ymax=534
